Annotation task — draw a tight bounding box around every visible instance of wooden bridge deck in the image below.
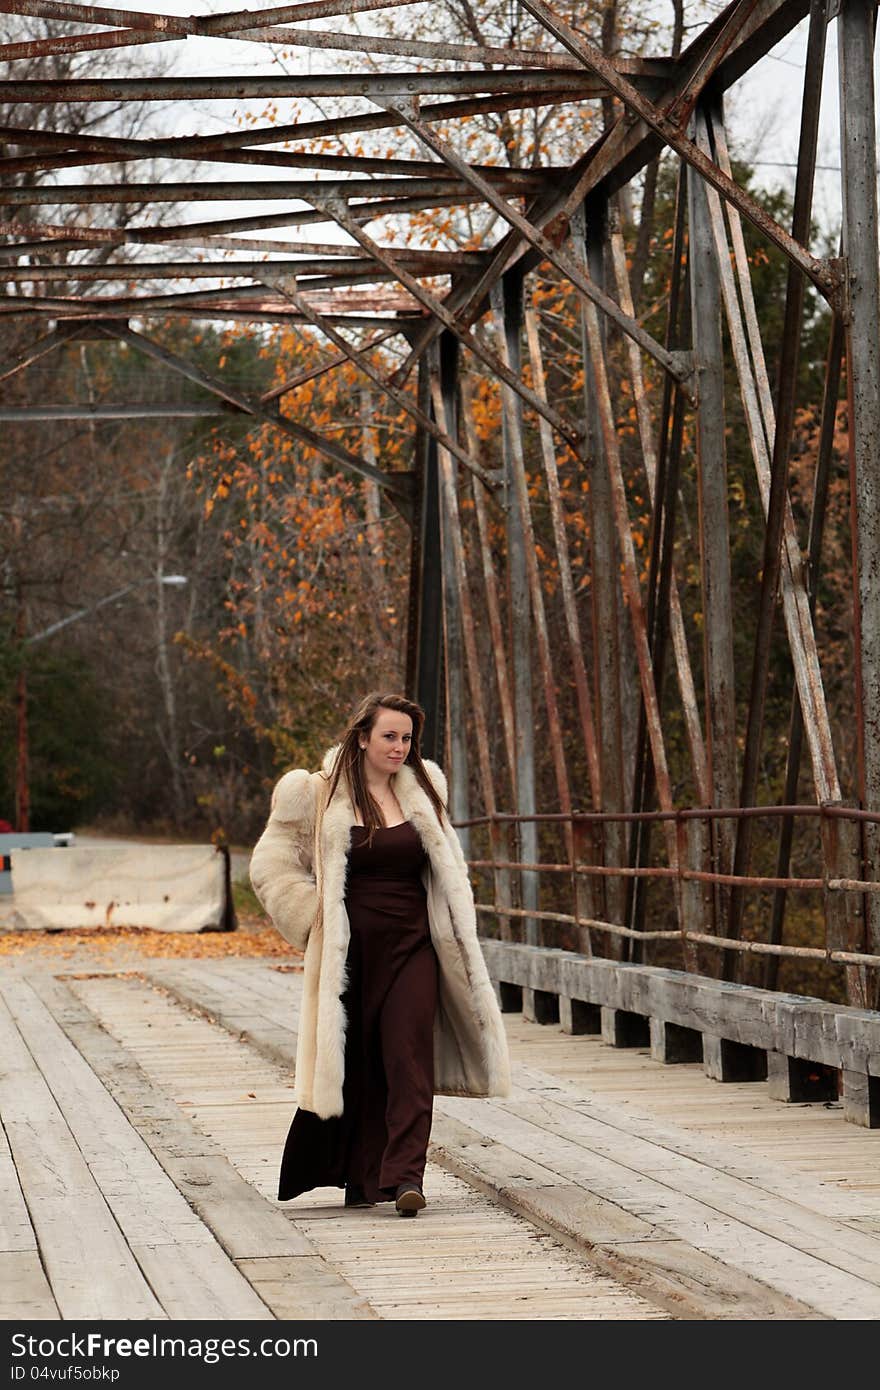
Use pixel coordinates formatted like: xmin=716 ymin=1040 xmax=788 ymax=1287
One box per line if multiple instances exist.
xmin=2 ymin=953 xmax=879 ymax=1322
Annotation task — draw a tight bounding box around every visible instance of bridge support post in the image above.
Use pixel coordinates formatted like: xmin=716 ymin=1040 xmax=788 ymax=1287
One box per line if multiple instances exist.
xmin=766 ymin=1051 xmax=838 ymax=1103
xmin=842 ymin=1071 xmax=880 ymax=1129
xmin=560 ymin=997 xmax=601 ymax=1035
xmin=703 ymin=1034 xmax=767 ymax=1083
xmin=839 ymin=0 xmax=880 ymax=1005
xmin=522 ymin=988 xmax=560 ymax=1025
xmin=650 ymin=1018 xmax=703 ymax=1064
xmin=601 ymin=1006 xmax=650 ymax=1048
xmin=491 ymin=269 xmax=538 ymax=946
xmin=687 ymin=112 xmax=738 ymax=972
xmin=575 ymin=200 xmax=627 ymax=953
xmin=493 ymin=980 xmax=523 ymax=1013
xmin=406 ymin=356 xmax=445 ymax=763
xmin=433 ymin=331 xmax=470 ymax=854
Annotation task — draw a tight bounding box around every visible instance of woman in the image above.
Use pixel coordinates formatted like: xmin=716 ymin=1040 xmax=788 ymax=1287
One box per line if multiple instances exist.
xmin=249 ymin=691 xmax=511 ymax=1217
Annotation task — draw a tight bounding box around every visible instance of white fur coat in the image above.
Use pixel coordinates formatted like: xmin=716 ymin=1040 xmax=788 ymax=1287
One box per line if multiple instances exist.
xmin=249 ymin=743 xmax=511 ymax=1118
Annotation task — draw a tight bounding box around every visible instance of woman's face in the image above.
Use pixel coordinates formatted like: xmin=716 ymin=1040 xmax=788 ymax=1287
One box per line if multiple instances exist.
xmin=359 ymin=707 xmax=413 ymax=780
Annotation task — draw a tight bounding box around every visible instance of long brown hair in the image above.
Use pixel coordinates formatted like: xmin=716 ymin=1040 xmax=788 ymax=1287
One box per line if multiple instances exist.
xmin=322 ymin=691 xmax=447 ymax=840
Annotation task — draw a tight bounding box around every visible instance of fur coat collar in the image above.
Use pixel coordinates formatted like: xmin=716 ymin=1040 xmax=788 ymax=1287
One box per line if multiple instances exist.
xmin=249 ymin=743 xmax=511 ymax=1118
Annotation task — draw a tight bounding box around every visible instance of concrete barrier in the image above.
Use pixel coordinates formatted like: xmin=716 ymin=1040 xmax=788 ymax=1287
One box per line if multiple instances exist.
xmin=0 ymin=833 xmax=57 ymax=895
xmin=0 ymin=843 xmax=234 ymax=932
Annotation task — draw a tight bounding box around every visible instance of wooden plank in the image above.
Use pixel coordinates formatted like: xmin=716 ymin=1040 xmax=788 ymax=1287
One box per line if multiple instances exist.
xmin=430 ymin=1131 xmax=818 ymax=1320
xmin=130 ymin=1242 xmax=274 ymax=1321
xmin=439 ymin=1095 xmax=880 ymax=1318
xmin=127 ymin=960 xmax=880 ymax=1319
xmin=29 ymin=973 xmax=375 ymax=1321
xmin=151 ymin=959 xmax=302 ymax=1025
xmin=512 ymin=1058 xmax=880 ymax=1228
xmin=429 ymin=1112 xmax=571 ymax=1192
xmin=75 ymin=971 xmax=667 ymax=1323
xmin=501 ymin=1021 xmax=880 ymax=1220
xmin=143 ymin=963 xmax=299 ymax=1066
xmin=195 ymin=960 xmax=303 ymax=1017
xmin=0 ymin=989 xmax=165 ymax=1321
xmin=3 ymin=977 xmax=274 ymax=1320
xmin=237 ymin=1255 xmax=387 ymax=1320
xmin=0 ymin=1252 xmax=59 ymax=1321
xmin=0 ymin=1110 xmax=39 ymax=1254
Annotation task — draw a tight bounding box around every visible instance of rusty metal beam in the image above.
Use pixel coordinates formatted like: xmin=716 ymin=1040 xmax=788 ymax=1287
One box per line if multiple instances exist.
xmin=0 ymin=403 xmax=228 ymax=418
xmin=0 ymin=0 xmax=480 ymax=35
xmin=687 ymin=117 xmax=738 ymax=954
xmin=709 ymin=113 xmax=842 ymax=812
xmin=766 ymin=313 xmax=846 ymax=990
xmin=0 ymin=29 xmax=168 ymax=61
xmin=1 ymin=279 xmax=421 ymax=315
xmin=0 ymin=148 xmax=553 ymax=185
xmin=490 ymin=282 xmax=576 ymax=904
xmin=374 ymin=97 xmax=695 ymax=397
xmin=0 ymin=24 xmax=582 ymax=70
xmin=0 ymin=173 xmax=547 ymax=208
xmin=0 ymin=261 xmax=411 ymax=282
xmin=576 ymin=201 xmax=626 ymax=942
xmin=0 ymin=322 xmax=78 ymax=385
xmin=460 ymin=379 xmax=518 ymax=808
xmin=0 ymin=90 xmax=597 ymax=180
xmin=723 ymin=2 xmax=836 ymax=960
xmin=613 ymin=169 xmax=706 ymax=957
xmin=93 ymin=323 xmax=414 ymax=513
xmin=308 ymin=194 xmax=584 ymax=453
xmin=394 ymin=1 xmax=817 ymax=378
xmin=0 ymin=220 xmax=486 ymax=270
xmin=491 ymin=270 xmax=539 ymax=946
xmin=0 ymin=300 xmax=411 ymax=329
xmin=2 ymin=260 xmax=450 ymax=282
xmin=519 ymin=0 xmax=840 ymax=305
xmin=427 ymin=338 xmax=466 ymax=840
xmin=578 ymin=232 xmax=682 ymax=910
xmin=405 ymin=357 xmax=444 ymax=759
xmin=0 ymin=69 xmax=600 ymax=103
xmin=609 ymin=189 xmax=709 ymax=805
xmin=839 ymin=0 xmax=880 ymax=989
xmin=0 ymin=0 xmax=674 ymax=79
xmin=260 ymin=272 xmax=497 ymax=489
xmin=0 ymin=192 xmax=511 ymax=244
xmin=436 ymin=371 xmax=514 ymax=937
xmin=0 ymin=124 xmax=567 ymax=182
xmin=524 ymin=305 xmax=602 ymax=817
xmin=230 ymin=28 xmax=582 ymax=70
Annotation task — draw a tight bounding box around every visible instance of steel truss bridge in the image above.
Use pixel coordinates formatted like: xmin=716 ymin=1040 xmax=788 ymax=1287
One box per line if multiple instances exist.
xmin=2 ymin=1 xmax=880 ymax=1128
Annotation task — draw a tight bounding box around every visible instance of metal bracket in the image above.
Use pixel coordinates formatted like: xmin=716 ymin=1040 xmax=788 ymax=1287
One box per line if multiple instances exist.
xmin=669 ymin=350 xmax=696 ymax=388
xmin=371 ymin=95 xmax=420 ymax=122
xmin=68 ymin=318 xmax=130 ymax=340
xmin=826 ymin=257 xmax=851 ymax=324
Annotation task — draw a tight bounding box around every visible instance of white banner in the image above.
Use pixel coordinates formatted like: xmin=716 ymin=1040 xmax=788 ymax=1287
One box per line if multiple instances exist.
xmin=0 ymin=844 xmax=231 ymax=932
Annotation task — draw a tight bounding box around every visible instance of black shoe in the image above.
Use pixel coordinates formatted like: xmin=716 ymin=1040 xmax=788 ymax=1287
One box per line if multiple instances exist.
xmin=344 ymin=1183 xmax=373 ymax=1208
xmin=395 ymin=1184 xmax=426 ymax=1217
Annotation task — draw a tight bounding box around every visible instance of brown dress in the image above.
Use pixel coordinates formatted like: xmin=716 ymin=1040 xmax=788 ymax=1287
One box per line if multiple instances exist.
xmin=277 ymin=818 xmax=439 ymax=1204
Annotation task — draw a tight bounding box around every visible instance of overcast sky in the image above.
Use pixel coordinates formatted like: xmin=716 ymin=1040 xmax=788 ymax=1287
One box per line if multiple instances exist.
xmin=723 ymin=8 xmax=877 ymax=239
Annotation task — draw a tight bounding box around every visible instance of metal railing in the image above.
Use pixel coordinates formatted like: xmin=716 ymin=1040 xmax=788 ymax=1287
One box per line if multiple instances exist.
xmin=458 ymin=804 xmax=880 ymax=975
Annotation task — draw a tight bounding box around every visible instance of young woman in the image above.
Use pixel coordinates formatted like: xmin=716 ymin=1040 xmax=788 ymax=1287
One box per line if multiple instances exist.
xmin=249 ymin=691 xmax=511 ymax=1217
